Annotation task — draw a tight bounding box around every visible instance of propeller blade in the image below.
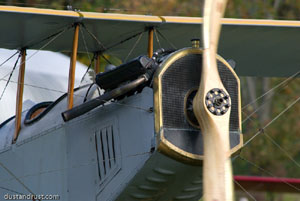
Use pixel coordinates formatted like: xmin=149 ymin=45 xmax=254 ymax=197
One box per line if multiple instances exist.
xmin=193 ymin=0 xmax=234 ymax=200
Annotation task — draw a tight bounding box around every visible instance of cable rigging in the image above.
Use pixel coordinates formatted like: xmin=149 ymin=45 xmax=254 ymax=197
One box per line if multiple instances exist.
xmin=0 ymin=51 xmax=19 ymax=69
xmin=0 ymin=52 xmax=21 ymax=101
xmin=242 ymin=72 xmax=300 ymax=124
xmin=242 ymin=95 xmax=300 ymax=148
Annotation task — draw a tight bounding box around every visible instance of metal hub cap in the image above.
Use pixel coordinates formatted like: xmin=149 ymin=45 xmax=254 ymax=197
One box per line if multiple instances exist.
xmin=205 ymin=88 xmax=231 ymax=116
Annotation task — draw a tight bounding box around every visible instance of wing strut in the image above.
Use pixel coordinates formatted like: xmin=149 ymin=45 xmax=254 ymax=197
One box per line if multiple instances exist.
xmin=193 ymin=0 xmax=234 ymax=200
xmin=148 ymin=27 xmax=154 ymax=58
xmin=95 ymin=53 xmax=101 ymax=74
xmin=67 ymin=24 xmax=80 ymax=109
xmin=13 ymin=49 xmax=26 ymax=143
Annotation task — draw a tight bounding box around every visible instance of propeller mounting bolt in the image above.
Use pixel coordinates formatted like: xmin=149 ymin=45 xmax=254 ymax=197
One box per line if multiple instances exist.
xmin=205 ymin=88 xmax=231 ymax=116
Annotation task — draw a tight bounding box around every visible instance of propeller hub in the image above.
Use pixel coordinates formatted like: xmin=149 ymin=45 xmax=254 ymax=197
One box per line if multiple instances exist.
xmin=205 ymin=88 xmax=231 ymax=116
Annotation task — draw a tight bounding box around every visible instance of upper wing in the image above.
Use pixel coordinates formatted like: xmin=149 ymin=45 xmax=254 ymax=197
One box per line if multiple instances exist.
xmin=1 ymin=6 xmax=300 ymax=77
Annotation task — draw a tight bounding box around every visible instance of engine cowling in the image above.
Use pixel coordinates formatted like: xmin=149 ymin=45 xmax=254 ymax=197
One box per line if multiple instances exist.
xmin=153 ymin=47 xmax=242 ymax=165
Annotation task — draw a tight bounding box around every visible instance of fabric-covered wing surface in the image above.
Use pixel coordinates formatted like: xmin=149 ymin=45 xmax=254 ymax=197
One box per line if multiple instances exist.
xmin=0 ymin=6 xmax=300 ymax=77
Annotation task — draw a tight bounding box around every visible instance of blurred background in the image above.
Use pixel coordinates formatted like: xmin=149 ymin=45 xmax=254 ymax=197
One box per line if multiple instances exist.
xmin=0 ymin=0 xmax=299 ymax=200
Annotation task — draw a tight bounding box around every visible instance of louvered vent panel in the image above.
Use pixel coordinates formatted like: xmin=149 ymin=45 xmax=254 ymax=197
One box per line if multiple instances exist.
xmin=95 ymin=124 xmax=120 ymax=189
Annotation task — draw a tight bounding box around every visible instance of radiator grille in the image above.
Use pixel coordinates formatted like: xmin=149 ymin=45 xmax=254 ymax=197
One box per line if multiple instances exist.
xmin=161 ymin=54 xmax=201 ymax=130
xmin=160 ymin=53 xmax=240 ymax=155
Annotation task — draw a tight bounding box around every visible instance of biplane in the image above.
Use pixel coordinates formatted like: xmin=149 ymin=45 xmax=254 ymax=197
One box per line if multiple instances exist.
xmin=0 ymin=0 xmax=299 ymax=200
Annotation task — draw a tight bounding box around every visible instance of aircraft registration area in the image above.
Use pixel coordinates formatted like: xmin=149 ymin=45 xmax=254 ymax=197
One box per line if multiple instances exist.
xmin=0 ymin=5 xmax=299 ymax=201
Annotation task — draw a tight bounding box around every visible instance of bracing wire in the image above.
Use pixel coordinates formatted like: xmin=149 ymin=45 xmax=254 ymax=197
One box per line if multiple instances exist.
xmin=0 ymin=15 xmax=299 ymax=199
xmin=81 ymin=24 xmax=107 ymax=51
xmin=105 ymin=30 xmax=146 ymax=52
xmin=0 ymin=78 xmax=151 ymax=112
xmin=0 ymin=78 xmax=86 ymax=98
xmin=242 ymin=75 xmax=298 ymax=124
xmin=242 ymin=96 xmax=300 ymax=170
xmin=124 ymin=31 xmax=144 ymax=62
xmin=26 ymin=24 xmax=73 ymax=51
xmin=156 ymin=29 xmax=177 ymax=49
xmin=234 ymin=180 xmax=258 ymax=201
xmin=100 ymin=54 xmax=112 ymax=65
xmin=154 ymin=28 xmax=162 ymax=49
xmin=239 ymin=156 xmax=300 ymax=192
xmin=0 ymin=25 xmax=72 ymax=104
xmin=242 ymin=70 xmax=300 ymax=110
xmin=0 ymin=161 xmax=39 ymax=200
xmin=79 ymin=54 xmax=96 ymax=85
xmin=0 ymin=51 xmax=19 ymax=68
xmin=0 ymin=186 xmax=25 ymax=195
xmin=263 ymin=132 xmax=300 ymax=168
xmin=0 ymin=27 xmax=71 ymax=201
xmin=0 ymin=52 xmax=21 ymax=101
xmin=239 ymin=94 xmax=300 ymax=186
xmin=81 ymin=25 xmax=112 ymax=64
xmin=242 ymin=95 xmax=300 ymax=148
xmin=79 ymin=26 xmax=92 ymax=62
xmin=244 ymin=131 xmax=300 ymax=176
xmin=79 ymin=26 xmax=95 ymax=85
xmin=0 ymin=23 xmax=152 ymax=112
xmin=0 ymin=26 xmax=70 ymax=82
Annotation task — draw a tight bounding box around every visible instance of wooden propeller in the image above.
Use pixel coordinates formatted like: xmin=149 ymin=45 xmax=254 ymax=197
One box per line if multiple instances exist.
xmin=192 ymin=0 xmax=234 ymax=201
